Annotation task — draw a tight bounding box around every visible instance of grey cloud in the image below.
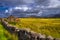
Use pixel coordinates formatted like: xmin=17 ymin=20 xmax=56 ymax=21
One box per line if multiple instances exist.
xmin=0 ymin=0 xmax=60 ymax=18
xmin=0 ymin=0 xmax=49 ymax=6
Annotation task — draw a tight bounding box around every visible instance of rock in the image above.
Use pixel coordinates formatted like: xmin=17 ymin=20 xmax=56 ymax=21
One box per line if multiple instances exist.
xmin=46 ymin=35 xmax=53 ymax=40
xmin=23 ymin=28 xmax=31 ymax=32
xmin=15 ymin=28 xmax=20 ymax=32
xmin=17 ymin=29 xmax=28 ymax=40
xmin=54 ymin=38 xmax=60 ymax=40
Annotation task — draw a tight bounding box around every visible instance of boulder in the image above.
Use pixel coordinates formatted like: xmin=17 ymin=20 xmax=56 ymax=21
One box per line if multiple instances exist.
xmin=46 ymin=35 xmax=53 ymax=40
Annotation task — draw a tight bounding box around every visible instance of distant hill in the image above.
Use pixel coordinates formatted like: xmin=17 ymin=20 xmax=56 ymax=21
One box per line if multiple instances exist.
xmin=53 ymin=14 xmax=60 ymax=18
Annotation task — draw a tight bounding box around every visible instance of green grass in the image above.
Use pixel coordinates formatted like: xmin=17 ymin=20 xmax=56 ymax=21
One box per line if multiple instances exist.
xmin=0 ymin=22 xmax=18 ymax=40
xmin=8 ymin=18 xmax=60 ymax=38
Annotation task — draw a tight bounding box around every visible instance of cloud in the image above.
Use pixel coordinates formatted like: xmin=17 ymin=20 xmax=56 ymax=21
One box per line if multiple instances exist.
xmin=14 ymin=6 xmax=29 ymax=11
xmin=0 ymin=0 xmax=35 ymax=5
xmin=22 ymin=0 xmax=35 ymax=3
xmin=0 ymin=0 xmax=60 ymax=18
xmin=5 ymin=10 xmax=8 ymax=13
xmin=47 ymin=0 xmax=60 ymax=8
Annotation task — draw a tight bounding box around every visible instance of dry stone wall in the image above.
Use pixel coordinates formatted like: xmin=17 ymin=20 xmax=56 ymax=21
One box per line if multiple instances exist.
xmin=1 ymin=21 xmax=60 ymax=40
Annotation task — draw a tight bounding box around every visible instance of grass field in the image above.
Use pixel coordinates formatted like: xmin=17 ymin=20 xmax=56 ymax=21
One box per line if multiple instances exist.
xmin=0 ymin=22 xmax=18 ymax=40
xmin=8 ymin=18 xmax=60 ymax=38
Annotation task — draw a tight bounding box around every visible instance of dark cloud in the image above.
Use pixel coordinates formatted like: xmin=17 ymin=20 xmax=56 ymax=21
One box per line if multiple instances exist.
xmin=0 ymin=0 xmax=49 ymax=6
xmin=0 ymin=0 xmax=60 ymax=18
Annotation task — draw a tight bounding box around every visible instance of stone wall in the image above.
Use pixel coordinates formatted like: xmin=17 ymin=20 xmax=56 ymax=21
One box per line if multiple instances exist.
xmin=1 ymin=21 xmax=60 ymax=40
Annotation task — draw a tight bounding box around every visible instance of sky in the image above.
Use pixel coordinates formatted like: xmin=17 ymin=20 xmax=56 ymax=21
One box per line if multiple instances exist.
xmin=0 ymin=0 xmax=60 ymax=18
xmin=0 ymin=0 xmax=60 ymax=7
